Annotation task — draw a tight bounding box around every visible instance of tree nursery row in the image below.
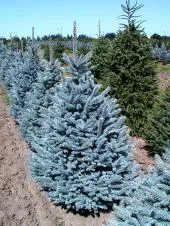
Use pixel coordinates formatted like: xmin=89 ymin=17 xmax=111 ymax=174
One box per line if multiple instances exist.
xmin=0 ymin=0 xmax=169 ymax=225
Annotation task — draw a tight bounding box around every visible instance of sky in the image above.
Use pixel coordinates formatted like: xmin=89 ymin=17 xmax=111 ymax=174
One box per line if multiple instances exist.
xmin=0 ymin=0 xmax=170 ymax=39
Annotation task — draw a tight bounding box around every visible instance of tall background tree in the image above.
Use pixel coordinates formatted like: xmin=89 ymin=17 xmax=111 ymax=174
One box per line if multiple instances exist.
xmin=91 ymin=36 xmax=111 ymax=82
xmin=104 ymin=0 xmax=158 ymax=136
xmin=143 ymin=85 xmax=170 ymax=155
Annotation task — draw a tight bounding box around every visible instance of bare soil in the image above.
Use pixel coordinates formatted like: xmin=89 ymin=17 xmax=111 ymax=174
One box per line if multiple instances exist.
xmin=132 ymin=137 xmax=154 ymax=172
xmin=0 ymin=87 xmax=154 ymax=226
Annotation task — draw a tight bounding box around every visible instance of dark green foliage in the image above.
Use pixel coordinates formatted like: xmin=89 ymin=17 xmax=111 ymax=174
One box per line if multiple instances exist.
xmin=151 ymin=33 xmax=170 ymax=50
xmin=42 ymin=41 xmax=65 ymax=62
xmin=43 ymin=44 xmax=50 ymax=61
xmin=53 ymin=41 xmax=65 ymax=61
xmin=20 ymin=37 xmax=27 ymax=52
xmin=151 ymin=33 xmax=162 ymax=40
xmin=105 ymin=1 xmax=158 ymax=136
xmin=91 ymin=36 xmax=111 ymax=80
xmin=104 ymin=33 xmax=116 ymax=40
xmin=78 ymin=34 xmax=93 ymax=42
xmin=143 ymin=85 xmax=170 ymax=155
xmin=78 ymin=46 xmax=90 ymax=55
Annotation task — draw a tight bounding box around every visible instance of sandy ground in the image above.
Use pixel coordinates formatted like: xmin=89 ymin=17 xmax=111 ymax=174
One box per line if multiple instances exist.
xmin=0 ymin=87 xmax=154 ymax=226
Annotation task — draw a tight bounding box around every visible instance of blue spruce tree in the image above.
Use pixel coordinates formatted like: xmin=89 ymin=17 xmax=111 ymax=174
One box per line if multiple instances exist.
xmin=0 ymin=43 xmax=8 ymax=83
xmin=0 ymin=44 xmax=18 ymax=88
xmin=10 ymin=42 xmax=42 ymax=122
xmin=106 ymin=145 xmax=170 ymax=226
xmin=20 ymin=59 xmax=63 ymax=142
xmin=28 ymin=53 xmax=137 ymax=213
xmin=5 ymin=50 xmax=25 ymax=91
xmin=0 ymin=43 xmax=7 ymax=84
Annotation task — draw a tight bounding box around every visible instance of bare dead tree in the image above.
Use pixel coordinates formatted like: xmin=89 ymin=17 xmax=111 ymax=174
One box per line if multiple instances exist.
xmin=73 ymin=21 xmax=78 ymax=58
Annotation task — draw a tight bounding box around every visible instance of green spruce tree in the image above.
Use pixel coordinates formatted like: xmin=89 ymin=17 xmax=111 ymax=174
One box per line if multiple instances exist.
xmin=43 ymin=44 xmax=50 ymax=61
xmin=106 ymin=0 xmax=158 ymax=136
xmin=91 ymin=36 xmax=111 ymax=82
xmin=53 ymin=41 xmax=65 ymax=61
xmin=143 ymin=84 xmax=170 ymax=155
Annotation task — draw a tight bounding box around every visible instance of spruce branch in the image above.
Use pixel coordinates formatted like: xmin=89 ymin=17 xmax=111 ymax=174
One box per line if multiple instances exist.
xmin=119 ymin=0 xmax=145 ymax=32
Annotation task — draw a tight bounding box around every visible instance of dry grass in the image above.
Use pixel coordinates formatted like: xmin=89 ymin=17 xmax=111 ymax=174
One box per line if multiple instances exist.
xmin=155 ymin=63 xmax=170 ymax=90
xmin=0 ymin=85 xmax=10 ymax=104
xmin=156 ymin=62 xmax=170 ymax=74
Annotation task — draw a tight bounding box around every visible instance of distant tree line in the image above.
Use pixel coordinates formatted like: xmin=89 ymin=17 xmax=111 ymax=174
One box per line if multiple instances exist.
xmin=151 ymin=33 xmax=170 ymax=49
xmin=0 ymin=32 xmax=117 ymax=60
xmin=0 ymin=32 xmax=116 ymax=44
xmin=1 ymin=32 xmax=170 ymax=63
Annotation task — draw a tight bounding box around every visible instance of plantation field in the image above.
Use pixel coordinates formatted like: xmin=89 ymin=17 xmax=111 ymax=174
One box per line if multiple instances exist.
xmin=0 ymin=45 xmax=169 ymax=225
xmin=0 ymin=0 xmax=169 ymax=223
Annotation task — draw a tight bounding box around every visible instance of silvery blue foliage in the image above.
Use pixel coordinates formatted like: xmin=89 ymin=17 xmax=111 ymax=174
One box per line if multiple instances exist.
xmin=0 ymin=44 xmax=7 ymax=83
xmin=9 ymin=43 xmax=42 ymax=122
xmin=28 ymin=53 xmax=137 ymax=213
xmin=5 ymin=50 xmax=25 ymax=91
xmin=19 ymin=59 xmax=63 ymax=142
xmin=152 ymin=43 xmax=170 ymax=62
xmin=0 ymin=43 xmax=8 ymax=80
xmin=0 ymin=44 xmax=18 ymax=88
xmin=106 ymin=145 xmax=170 ymax=226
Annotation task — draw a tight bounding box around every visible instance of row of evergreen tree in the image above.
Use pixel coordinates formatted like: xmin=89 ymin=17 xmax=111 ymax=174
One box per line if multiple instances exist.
xmin=0 ymin=41 xmax=138 ymax=213
xmin=0 ymin=37 xmax=170 ymax=226
xmin=152 ymin=43 xmax=170 ymax=62
xmin=0 ymin=0 xmax=169 ymax=225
